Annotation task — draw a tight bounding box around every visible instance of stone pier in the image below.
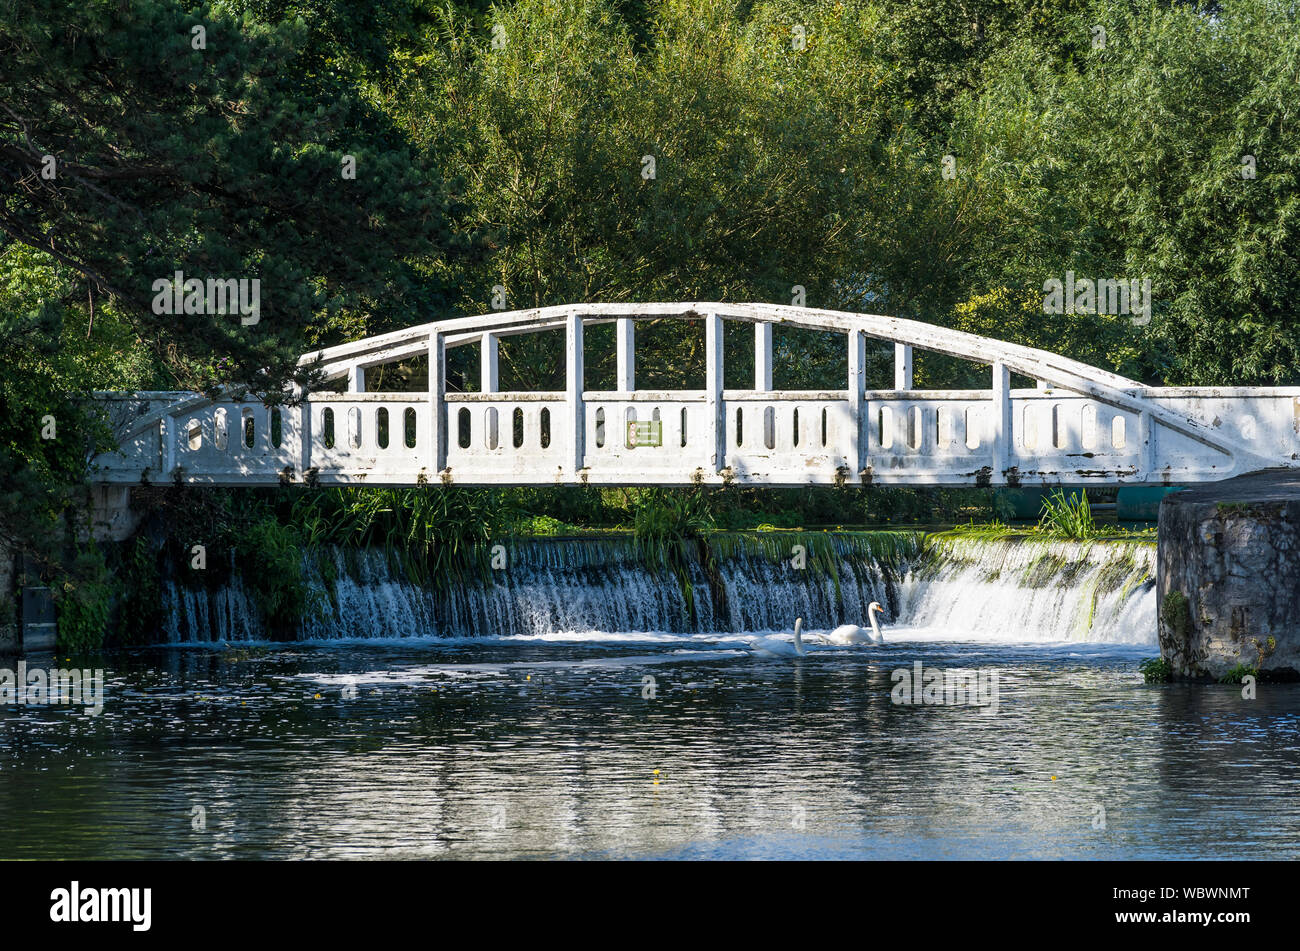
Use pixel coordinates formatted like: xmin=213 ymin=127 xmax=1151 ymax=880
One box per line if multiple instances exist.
xmin=1158 ymin=469 xmax=1300 ymax=680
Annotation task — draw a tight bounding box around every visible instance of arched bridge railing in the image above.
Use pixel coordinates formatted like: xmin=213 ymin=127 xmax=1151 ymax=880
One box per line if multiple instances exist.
xmin=91 ymin=303 xmax=1300 ymax=488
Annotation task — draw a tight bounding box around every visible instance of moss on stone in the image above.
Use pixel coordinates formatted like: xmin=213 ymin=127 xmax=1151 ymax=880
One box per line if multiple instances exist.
xmin=1162 ymin=589 xmax=1192 ymax=639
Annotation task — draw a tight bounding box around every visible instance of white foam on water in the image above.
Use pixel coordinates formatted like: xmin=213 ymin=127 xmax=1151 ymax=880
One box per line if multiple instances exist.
xmin=288 ymin=649 xmax=753 ymax=687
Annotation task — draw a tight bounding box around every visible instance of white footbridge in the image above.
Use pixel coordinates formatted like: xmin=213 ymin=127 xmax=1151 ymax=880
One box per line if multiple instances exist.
xmin=91 ymin=303 xmax=1300 ymax=491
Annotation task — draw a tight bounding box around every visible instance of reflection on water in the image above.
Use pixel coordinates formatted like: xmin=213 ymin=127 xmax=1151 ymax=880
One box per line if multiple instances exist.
xmin=2 ymin=628 xmax=1298 ymax=860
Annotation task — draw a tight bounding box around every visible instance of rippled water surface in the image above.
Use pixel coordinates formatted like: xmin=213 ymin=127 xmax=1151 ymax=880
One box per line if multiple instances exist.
xmin=3 ymin=627 xmax=1298 ymax=860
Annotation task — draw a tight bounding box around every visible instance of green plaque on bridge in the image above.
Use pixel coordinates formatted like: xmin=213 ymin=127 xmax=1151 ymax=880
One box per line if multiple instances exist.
xmin=626 ymin=419 xmax=663 ymax=448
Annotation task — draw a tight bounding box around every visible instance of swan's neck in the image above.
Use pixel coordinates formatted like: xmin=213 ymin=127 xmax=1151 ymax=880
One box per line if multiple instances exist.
xmin=793 ymin=618 xmax=805 ymax=654
xmin=868 ymin=608 xmax=883 ymax=641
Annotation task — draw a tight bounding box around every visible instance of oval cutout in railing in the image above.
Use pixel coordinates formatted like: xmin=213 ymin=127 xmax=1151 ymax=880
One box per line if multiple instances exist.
xmin=623 ymin=406 xmax=637 ymax=449
xmin=1081 ymin=405 xmax=1097 ymax=450
xmin=908 ymin=406 xmax=923 ymax=450
xmin=214 ymin=408 xmax=228 ymax=451
xmin=404 ymin=407 xmax=417 ymax=448
xmin=377 ymin=407 xmax=389 ymax=450
xmin=1052 ymin=404 xmax=1068 ymax=449
xmin=964 ymin=407 xmax=981 ymax=450
xmin=457 ymin=407 xmax=471 ymax=449
xmin=348 ymin=406 xmax=362 ymax=449
xmin=321 ymin=408 xmax=334 ymax=449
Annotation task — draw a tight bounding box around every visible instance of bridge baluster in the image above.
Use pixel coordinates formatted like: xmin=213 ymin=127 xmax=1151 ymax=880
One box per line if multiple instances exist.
xmin=1139 ymin=409 xmax=1155 ymax=478
xmin=481 ymin=333 xmax=499 ymax=393
xmin=848 ymin=329 xmax=866 ymax=477
xmin=294 ymin=385 xmax=310 ymax=475
xmin=755 ymin=322 xmax=773 ymax=391
xmin=160 ymin=415 xmax=177 ymax=478
xmin=992 ymin=361 xmax=1011 ymax=482
xmin=616 ymin=318 xmax=635 ymax=391
xmin=706 ymin=312 xmax=724 ymax=472
xmin=894 ymin=343 xmax=913 ymax=390
xmin=428 ymin=330 xmax=445 ymax=474
xmin=566 ymin=311 xmax=584 ymax=475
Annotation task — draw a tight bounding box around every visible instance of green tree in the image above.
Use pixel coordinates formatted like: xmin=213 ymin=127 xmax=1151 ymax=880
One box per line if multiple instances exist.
xmin=0 ymin=243 xmax=153 ymax=563
xmin=0 ymin=0 xmax=471 ymax=394
xmin=948 ymin=0 xmax=1300 ymax=384
xmin=400 ymin=0 xmax=952 ymax=388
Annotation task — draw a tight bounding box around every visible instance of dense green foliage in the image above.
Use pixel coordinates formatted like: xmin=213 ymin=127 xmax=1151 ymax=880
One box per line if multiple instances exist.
xmin=293 ymin=485 xmax=517 ymax=585
xmin=1 ymin=0 xmax=468 ymax=389
xmin=0 ymin=244 xmax=150 ymax=565
xmin=53 ymin=543 xmax=115 ymax=652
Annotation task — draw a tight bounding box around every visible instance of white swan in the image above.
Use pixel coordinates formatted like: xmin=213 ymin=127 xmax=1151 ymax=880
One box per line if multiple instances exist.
xmin=749 ymin=617 xmax=808 ymax=657
xmin=826 ymin=602 xmax=886 ymax=645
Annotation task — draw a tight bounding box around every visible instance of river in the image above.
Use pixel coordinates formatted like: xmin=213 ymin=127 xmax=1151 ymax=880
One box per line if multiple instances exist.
xmin=2 ymin=534 xmax=1298 ymax=859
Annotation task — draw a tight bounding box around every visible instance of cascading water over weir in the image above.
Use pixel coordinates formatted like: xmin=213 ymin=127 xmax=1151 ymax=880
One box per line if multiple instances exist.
xmin=160 ymin=534 xmax=1156 ymax=646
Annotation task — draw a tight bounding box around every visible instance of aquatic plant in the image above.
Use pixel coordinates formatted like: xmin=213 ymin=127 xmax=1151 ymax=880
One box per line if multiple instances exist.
xmin=943 ymin=519 xmax=1014 ymax=540
xmin=512 ymin=514 xmax=568 ymax=536
xmin=1139 ymin=657 xmax=1172 ymax=683
xmin=290 ymin=485 xmax=517 ymax=589
xmin=235 ymin=517 xmax=319 ymax=637
xmin=1219 ymin=663 xmax=1258 ymax=685
xmin=1036 ymin=489 xmax=1097 ymax=540
xmin=632 ymin=489 xmax=716 ymax=625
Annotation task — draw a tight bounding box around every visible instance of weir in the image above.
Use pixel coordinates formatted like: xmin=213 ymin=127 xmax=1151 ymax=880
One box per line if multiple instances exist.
xmin=158 ymin=533 xmax=1156 ymax=645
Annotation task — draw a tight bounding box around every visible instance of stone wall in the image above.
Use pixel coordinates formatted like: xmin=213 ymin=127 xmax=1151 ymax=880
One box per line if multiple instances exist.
xmin=1158 ymin=469 xmax=1300 ymax=680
